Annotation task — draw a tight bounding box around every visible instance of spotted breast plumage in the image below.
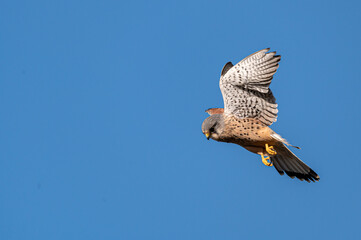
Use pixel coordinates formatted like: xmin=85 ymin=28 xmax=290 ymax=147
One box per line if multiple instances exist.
xmin=201 ymin=48 xmax=319 ymax=182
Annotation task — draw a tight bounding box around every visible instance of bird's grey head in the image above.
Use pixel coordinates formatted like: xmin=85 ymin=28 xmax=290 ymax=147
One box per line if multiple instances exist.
xmin=201 ymin=114 xmax=224 ymax=140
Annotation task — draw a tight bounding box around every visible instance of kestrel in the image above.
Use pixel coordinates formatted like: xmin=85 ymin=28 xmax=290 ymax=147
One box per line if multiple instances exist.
xmin=201 ymin=48 xmax=319 ymax=182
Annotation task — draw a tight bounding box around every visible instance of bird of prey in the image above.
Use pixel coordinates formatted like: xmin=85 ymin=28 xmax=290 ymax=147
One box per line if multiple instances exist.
xmin=201 ymin=48 xmax=319 ymax=182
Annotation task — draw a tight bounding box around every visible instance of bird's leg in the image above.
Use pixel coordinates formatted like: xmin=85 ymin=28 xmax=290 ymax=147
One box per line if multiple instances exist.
xmin=261 ymin=144 xmax=276 ymax=166
xmin=261 ymin=153 xmax=273 ymax=167
xmin=265 ymin=143 xmax=277 ymax=155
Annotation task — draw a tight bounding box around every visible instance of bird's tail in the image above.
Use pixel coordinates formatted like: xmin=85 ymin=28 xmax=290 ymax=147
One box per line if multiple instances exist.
xmin=270 ymin=143 xmax=320 ymax=182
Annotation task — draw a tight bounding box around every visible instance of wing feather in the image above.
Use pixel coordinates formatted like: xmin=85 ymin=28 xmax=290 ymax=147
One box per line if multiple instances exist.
xmin=219 ymin=48 xmax=280 ymax=126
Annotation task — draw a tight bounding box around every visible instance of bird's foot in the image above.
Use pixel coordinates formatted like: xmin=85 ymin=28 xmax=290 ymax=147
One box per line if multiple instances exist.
xmin=261 ymin=153 xmax=273 ymax=167
xmin=265 ymin=144 xmax=277 ymax=155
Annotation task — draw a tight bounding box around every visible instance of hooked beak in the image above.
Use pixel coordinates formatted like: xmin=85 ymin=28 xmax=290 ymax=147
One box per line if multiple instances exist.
xmin=205 ymin=131 xmax=210 ymax=140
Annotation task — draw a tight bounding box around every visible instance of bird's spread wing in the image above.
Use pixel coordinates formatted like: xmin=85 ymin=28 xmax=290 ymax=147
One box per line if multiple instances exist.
xmin=219 ymin=48 xmax=280 ymax=126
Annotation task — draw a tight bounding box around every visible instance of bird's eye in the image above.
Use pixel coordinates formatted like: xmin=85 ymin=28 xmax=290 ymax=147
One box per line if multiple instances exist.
xmin=209 ymin=127 xmax=215 ymax=132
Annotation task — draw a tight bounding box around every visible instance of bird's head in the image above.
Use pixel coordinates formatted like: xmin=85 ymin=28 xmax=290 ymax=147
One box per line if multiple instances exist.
xmin=201 ymin=114 xmax=224 ymax=140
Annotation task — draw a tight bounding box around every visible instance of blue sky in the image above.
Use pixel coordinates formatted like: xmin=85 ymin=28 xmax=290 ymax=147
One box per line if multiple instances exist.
xmin=1 ymin=0 xmax=361 ymax=239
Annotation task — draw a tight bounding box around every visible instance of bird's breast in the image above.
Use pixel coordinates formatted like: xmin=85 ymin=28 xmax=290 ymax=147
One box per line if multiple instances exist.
xmin=219 ymin=117 xmax=275 ymax=146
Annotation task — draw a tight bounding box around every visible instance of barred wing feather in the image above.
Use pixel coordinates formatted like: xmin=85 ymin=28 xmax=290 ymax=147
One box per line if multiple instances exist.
xmin=219 ymin=48 xmax=280 ymax=126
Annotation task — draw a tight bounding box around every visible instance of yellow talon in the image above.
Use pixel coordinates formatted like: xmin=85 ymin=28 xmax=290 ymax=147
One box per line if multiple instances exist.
xmin=265 ymin=144 xmax=277 ymax=155
xmin=261 ymin=153 xmax=273 ymax=166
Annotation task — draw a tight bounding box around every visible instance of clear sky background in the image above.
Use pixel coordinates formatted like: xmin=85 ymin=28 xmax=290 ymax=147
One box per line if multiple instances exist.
xmin=1 ymin=0 xmax=361 ymax=239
